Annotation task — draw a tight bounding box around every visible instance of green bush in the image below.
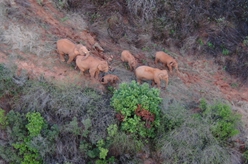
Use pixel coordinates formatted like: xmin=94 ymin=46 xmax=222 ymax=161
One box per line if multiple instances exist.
xmin=0 ymin=64 xmax=19 ymax=97
xmin=111 ymin=81 xmax=162 ymax=138
xmin=156 ymin=102 xmax=235 ymax=164
xmin=26 ymin=112 xmax=45 ymax=137
xmin=107 ymin=126 xmax=144 ymax=155
xmin=243 ymin=150 xmax=248 ymax=163
xmin=199 ymin=99 xmax=241 ymax=142
xmin=2 ymin=111 xmax=58 ymax=164
xmin=0 ymin=108 xmax=7 ymax=128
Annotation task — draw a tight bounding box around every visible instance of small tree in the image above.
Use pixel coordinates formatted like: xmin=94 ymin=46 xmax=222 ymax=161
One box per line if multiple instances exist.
xmin=111 ymin=81 xmax=162 ymax=138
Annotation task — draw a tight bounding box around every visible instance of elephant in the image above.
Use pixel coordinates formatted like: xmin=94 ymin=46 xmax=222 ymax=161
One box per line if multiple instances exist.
xmin=100 ymin=74 xmax=120 ymax=86
xmin=56 ymin=39 xmax=90 ymax=64
xmin=155 ymin=51 xmax=179 ymax=74
xmin=135 ymin=65 xmax=169 ymax=89
xmin=121 ymin=50 xmax=138 ymax=71
xmin=76 ymin=55 xmax=109 ymax=79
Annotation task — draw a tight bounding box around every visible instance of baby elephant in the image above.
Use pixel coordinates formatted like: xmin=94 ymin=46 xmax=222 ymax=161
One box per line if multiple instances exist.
xmin=135 ymin=65 xmax=169 ymax=89
xmin=76 ymin=55 xmax=109 ymax=79
xmin=121 ymin=50 xmax=138 ymax=71
xmin=100 ymin=74 xmax=120 ymax=86
xmin=57 ymin=39 xmax=90 ymax=64
xmin=155 ymin=51 xmax=179 ymax=74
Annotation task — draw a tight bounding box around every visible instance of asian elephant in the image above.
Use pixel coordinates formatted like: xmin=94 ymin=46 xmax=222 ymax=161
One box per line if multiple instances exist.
xmin=100 ymin=74 xmax=120 ymax=85
xmin=76 ymin=55 xmax=109 ymax=79
xmin=57 ymin=39 xmax=90 ymax=64
xmin=135 ymin=65 xmax=169 ymax=89
xmin=155 ymin=51 xmax=179 ymax=74
xmin=121 ymin=50 xmax=138 ymax=71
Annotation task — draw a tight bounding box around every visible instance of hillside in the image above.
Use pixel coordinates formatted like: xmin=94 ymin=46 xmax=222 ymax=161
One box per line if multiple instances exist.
xmin=0 ymin=0 xmax=248 ymax=163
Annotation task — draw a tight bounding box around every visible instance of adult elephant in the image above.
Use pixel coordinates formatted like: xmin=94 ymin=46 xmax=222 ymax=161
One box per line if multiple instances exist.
xmin=76 ymin=55 xmax=109 ymax=79
xmin=57 ymin=39 xmax=90 ymax=64
xmin=135 ymin=65 xmax=169 ymax=89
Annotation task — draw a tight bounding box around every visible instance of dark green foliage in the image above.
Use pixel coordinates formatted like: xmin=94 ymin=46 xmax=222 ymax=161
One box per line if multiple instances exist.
xmin=111 ymin=81 xmax=162 ymax=138
xmin=4 ymin=77 xmax=116 ymax=163
xmin=243 ymin=150 xmax=248 ymax=163
xmin=199 ymin=99 xmax=241 ymax=142
xmin=26 ymin=112 xmax=45 ymax=137
xmin=156 ymin=101 xmax=241 ymax=164
xmin=0 ymin=64 xmax=20 ymax=97
xmin=0 ymin=108 xmax=7 ymax=128
xmin=1 ymin=111 xmax=59 ymax=164
xmin=124 ymin=0 xmax=248 ymax=81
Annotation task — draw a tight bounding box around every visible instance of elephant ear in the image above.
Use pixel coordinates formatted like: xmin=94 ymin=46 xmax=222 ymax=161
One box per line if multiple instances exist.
xmin=169 ymin=61 xmax=175 ymax=66
xmin=158 ymin=73 xmax=165 ymax=79
xmin=98 ymin=62 xmax=108 ymax=71
xmin=98 ymin=63 xmax=104 ymax=70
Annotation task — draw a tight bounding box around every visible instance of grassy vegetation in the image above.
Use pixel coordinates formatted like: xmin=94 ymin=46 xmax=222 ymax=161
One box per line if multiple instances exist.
xmin=0 ymin=0 xmax=247 ymax=163
xmin=2 ymin=24 xmax=54 ymax=57
xmin=0 ymin=64 xmax=244 ymax=163
xmin=156 ymin=99 xmax=242 ymax=164
xmin=85 ymin=0 xmax=248 ymax=81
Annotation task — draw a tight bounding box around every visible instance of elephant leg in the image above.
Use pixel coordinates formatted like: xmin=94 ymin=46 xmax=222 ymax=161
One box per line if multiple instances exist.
xmin=128 ymin=62 xmax=132 ymax=70
xmin=67 ymin=54 xmax=76 ymax=64
xmin=154 ymin=77 xmax=161 ymax=88
xmin=174 ymin=63 xmax=179 ymax=75
xmin=58 ymin=52 xmax=65 ymax=62
xmin=165 ymin=77 xmax=169 ymax=88
xmin=78 ymin=68 xmax=85 ymax=76
xmin=95 ymin=70 xmax=100 ymax=79
xmin=155 ymin=58 xmax=158 ymax=64
xmin=89 ymin=69 xmax=96 ymax=78
xmin=156 ymin=81 xmax=161 ymax=88
xmin=167 ymin=63 xmax=172 ymax=73
xmin=152 ymin=81 xmax=156 ymax=86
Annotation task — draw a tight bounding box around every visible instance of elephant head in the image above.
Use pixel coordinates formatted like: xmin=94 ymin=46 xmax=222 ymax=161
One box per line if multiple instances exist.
xmin=98 ymin=61 xmax=109 ymax=72
xmin=158 ymin=70 xmax=169 ymax=87
xmin=74 ymin=44 xmax=90 ymax=57
xmin=130 ymin=60 xmax=138 ymax=70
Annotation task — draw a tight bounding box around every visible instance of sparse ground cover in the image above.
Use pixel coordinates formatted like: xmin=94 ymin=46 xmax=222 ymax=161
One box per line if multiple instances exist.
xmin=0 ymin=0 xmax=248 ymax=163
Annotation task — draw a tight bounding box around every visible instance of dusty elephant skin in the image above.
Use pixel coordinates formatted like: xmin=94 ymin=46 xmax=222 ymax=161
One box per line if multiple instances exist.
xmin=76 ymin=55 xmax=109 ymax=79
xmin=155 ymin=51 xmax=179 ymax=74
xmin=135 ymin=65 xmax=169 ymax=89
xmin=121 ymin=50 xmax=138 ymax=71
xmin=100 ymin=74 xmax=120 ymax=85
xmin=56 ymin=39 xmax=90 ymax=64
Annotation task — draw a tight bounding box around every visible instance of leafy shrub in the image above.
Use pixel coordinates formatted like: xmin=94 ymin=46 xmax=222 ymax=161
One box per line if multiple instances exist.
xmin=0 ymin=64 xmax=19 ymax=97
xmin=156 ymin=101 xmax=238 ymax=164
xmin=243 ymin=150 xmax=248 ymax=163
xmin=107 ymin=124 xmax=144 ymax=156
xmin=199 ymin=99 xmax=241 ymax=142
xmin=26 ymin=112 xmax=45 ymax=137
xmin=111 ymin=81 xmax=162 ymax=138
xmin=0 ymin=108 xmax=7 ymax=128
xmin=10 ymin=78 xmax=116 ymax=163
xmin=2 ymin=111 xmax=58 ymax=164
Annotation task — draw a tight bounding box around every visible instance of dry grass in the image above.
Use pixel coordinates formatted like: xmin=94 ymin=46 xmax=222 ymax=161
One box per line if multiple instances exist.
xmin=126 ymin=0 xmax=157 ymax=23
xmin=64 ymin=12 xmax=88 ymax=31
xmin=2 ymin=24 xmax=54 ymax=57
xmin=156 ymin=102 xmax=242 ymax=164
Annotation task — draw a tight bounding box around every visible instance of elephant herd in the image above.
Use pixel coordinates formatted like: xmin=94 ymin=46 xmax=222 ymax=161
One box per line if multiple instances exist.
xmin=56 ymin=38 xmax=179 ymax=89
